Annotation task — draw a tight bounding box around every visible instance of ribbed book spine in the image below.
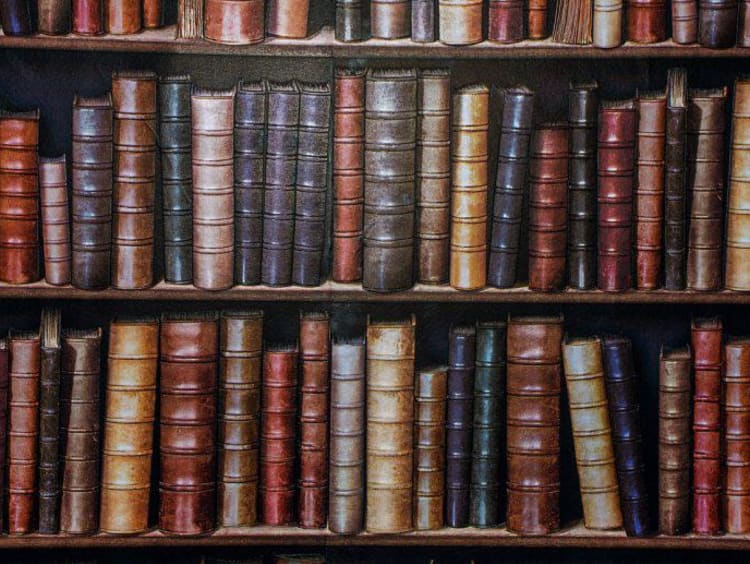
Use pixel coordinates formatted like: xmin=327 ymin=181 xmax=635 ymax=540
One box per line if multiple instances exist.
xmin=39 ymin=156 xmax=72 ymax=286
xmin=0 ymin=339 xmax=7 ymax=533
xmin=438 ymin=0 xmax=483 ymax=45
xmin=726 ymin=77 xmax=750 ymax=290
xmin=672 ymin=0 xmax=698 ymax=43
xmin=724 ymin=338 xmax=750 ymax=533
xmin=593 ymin=0 xmax=623 ymax=47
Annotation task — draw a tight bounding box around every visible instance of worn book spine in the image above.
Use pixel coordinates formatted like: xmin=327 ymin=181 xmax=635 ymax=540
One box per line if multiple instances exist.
xmin=366 ymin=316 xmax=415 ymax=533
xmin=40 ymin=156 xmax=72 ymax=286
xmin=267 ymin=0 xmax=309 ymax=37
xmin=691 ymin=317 xmax=722 ymax=535
xmin=699 ymin=0 xmax=738 ymax=47
xmin=0 ymin=340 xmax=7 ymax=533
xmin=506 ymin=314 xmax=564 ymax=535
xmin=177 ymin=0 xmax=203 ymax=38
xmin=672 ymin=0 xmax=698 ymax=43
xmin=142 ymin=0 xmax=160 ymax=27
xmin=527 ymin=0 xmax=547 ymax=37
xmin=204 ymin=0 xmax=264 ymax=44
xmin=593 ymin=0 xmax=623 ymax=47
xmin=626 ymin=0 xmax=667 ymax=42
xmin=488 ymin=87 xmax=534 ymax=288
xmin=100 ymin=317 xmax=158 ymax=534
xmin=724 ymin=338 xmax=750 ymax=533
xmin=371 ymin=0 xmax=410 ymax=38
xmin=488 ymin=0 xmax=524 ymax=42
xmin=562 ymin=337 xmax=623 ymax=530
xmin=741 ymin=0 xmax=750 ymax=45
xmin=105 ymin=0 xmax=142 ymax=33
xmin=38 ymin=0 xmax=71 ymax=34
xmin=336 ymin=0 xmax=364 ymax=41
xmin=72 ymin=0 xmax=104 ymax=34
xmin=450 ymin=84 xmax=489 ymax=291
xmin=0 ymin=0 xmax=36 ymax=34
xmin=726 ymin=77 xmax=750 ymax=290
xmin=438 ymin=0 xmax=483 ymax=45
xmin=411 ymin=0 xmax=435 ymax=42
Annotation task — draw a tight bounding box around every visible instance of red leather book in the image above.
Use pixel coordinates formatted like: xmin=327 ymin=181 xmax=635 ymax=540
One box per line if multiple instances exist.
xmin=488 ymin=0 xmax=523 ymax=43
xmin=724 ymin=338 xmax=750 ymax=533
xmin=142 ymin=0 xmax=161 ymax=27
xmin=0 ymin=339 xmax=8 ymax=533
xmin=627 ymin=0 xmax=667 ymax=42
xmin=72 ymin=0 xmax=104 ymax=34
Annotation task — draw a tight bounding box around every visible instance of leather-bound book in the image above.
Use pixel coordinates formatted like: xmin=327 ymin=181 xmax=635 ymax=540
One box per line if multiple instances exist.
xmin=363 ymin=69 xmax=417 ymax=293
xmin=626 ymin=0 xmax=667 ymax=42
xmin=0 ymin=110 xmax=41 ymax=285
xmin=260 ymin=344 xmax=298 ymax=526
xmin=597 ymin=99 xmax=636 ymax=292
xmin=263 ymin=81 xmax=299 ymax=287
xmin=177 ymin=0 xmax=203 ymax=38
xmin=336 ymin=0 xmax=364 ymax=41
xmin=204 ymin=0 xmax=263 ymax=44
xmin=234 ymin=80 xmax=266 ymax=286
xmin=159 ymin=74 xmax=193 ymax=285
xmin=111 ymin=71 xmax=157 ymax=290
xmin=100 ymin=317 xmax=158 ymax=535
xmin=699 ymin=0 xmax=738 ymax=47
xmin=664 ymin=68 xmax=688 ymax=291
xmin=267 ymin=0 xmax=309 ymax=37
xmin=724 ymin=338 xmax=750 ymax=532
xmin=71 ymin=93 xmax=113 ymax=290
xmin=488 ymin=0 xmax=523 ymax=43
xmin=332 ymin=68 xmax=365 ymax=284
xmin=191 ymin=87 xmax=235 ymax=291
xmin=727 ymin=77 xmax=750 ymax=290
xmin=602 ymin=336 xmax=650 ymax=536
xmin=105 ymin=0 xmax=141 ymax=33
xmin=741 ymin=0 xmax=750 ymax=45
xmin=38 ymin=0 xmax=71 ymax=34
xmin=488 ymin=87 xmax=534 ymax=288
xmin=411 ymin=0 xmax=434 ymax=42
xmin=366 ymin=316 xmax=415 ymax=533
xmin=414 ymin=366 xmax=447 ymax=530
xmin=0 ymin=0 xmax=36 ymax=34
xmin=438 ymin=0 xmax=483 ymax=45
xmin=0 ymin=339 xmax=7 ymax=533
xmin=142 ymin=0 xmax=160 ymax=27
xmin=40 ymin=156 xmax=72 ymax=286
xmin=38 ymin=309 xmax=62 ymax=534
xmin=593 ymin=0 xmax=622 ymax=47
xmin=293 ymin=83 xmax=331 ymax=287
xmin=60 ymin=328 xmax=101 ymax=535
xmin=470 ymin=321 xmax=506 ymax=527
xmin=562 ymin=337 xmax=623 ymax=530
xmin=298 ymin=312 xmax=330 ymax=528
xmin=416 ymin=69 xmax=450 ymax=285
xmin=158 ymin=312 xmax=218 ymax=536
xmin=658 ymin=346 xmax=692 ymax=536
xmin=635 ymin=91 xmax=666 ymax=290
xmin=218 ymin=311 xmax=263 ymax=528
xmin=450 ymin=84 xmax=489 ymax=291
xmin=687 ymin=88 xmax=726 ymax=291
xmin=8 ymin=330 xmax=41 ymax=535
xmin=672 ymin=0 xmax=698 ymax=43
xmin=567 ymin=81 xmax=598 ymax=290
xmin=528 ymin=123 xmax=568 ymax=292
xmin=528 ymin=0 xmax=547 ymax=37
xmin=371 ymin=0 xmax=409 ymax=38
xmin=507 ymin=315 xmax=563 ymax=535
xmin=329 ymin=339 xmax=365 ymax=534
xmin=691 ymin=317 xmax=722 ymax=535
xmin=72 ymin=0 xmax=103 ymax=34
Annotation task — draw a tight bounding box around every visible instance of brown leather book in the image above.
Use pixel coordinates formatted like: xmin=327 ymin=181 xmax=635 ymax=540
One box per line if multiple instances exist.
xmin=192 ymin=87 xmax=236 ymax=291
xmin=370 ymin=0 xmax=410 ymax=38
xmin=635 ymin=91 xmax=666 ymax=290
xmin=38 ymin=0 xmax=71 ymax=34
xmin=672 ymin=0 xmax=698 ymax=43
xmin=627 ymin=0 xmax=667 ymax=42
xmin=218 ymin=310 xmax=263 ymax=528
xmin=726 ymin=77 xmax=750 ymax=291
xmin=205 ymin=0 xmax=264 ymax=44
xmin=593 ymin=0 xmax=623 ymax=47
xmin=40 ymin=156 xmax=72 ymax=286
xmin=724 ymin=338 xmax=750 ymax=533
xmin=488 ymin=0 xmax=524 ymax=43
xmin=0 ymin=110 xmax=41 ymax=285
xmin=562 ymin=337 xmax=623 ymax=530
xmin=111 ymin=71 xmax=157 ymax=290
xmin=0 ymin=339 xmax=7 ymax=533
xmin=159 ymin=312 xmax=218 ymax=536
xmin=527 ymin=0 xmax=547 ymax=38
xmin=72 ymin=0 xmax=104 ymax=34
xmin=106 ymin=0 xmax=142 ymax=33
xmin=100 ymin=316 xmax=158 ymax=535
xmin=698 ymin=0 xmax=738 ymax=47
xmin=142 ymin=0 xmax=161 ymax=27
xmin=366 ymin=316 xmax=415 ymax=533
xmin=417 ymin=69 xmax=450 ymax=285
xmin=8 ymin=330 xmax=40 ymax=535
xmin=298 ymin=312 xmax=330 ymax=529
xmin=742 ymin=0 xmax=750 ymax=46
xmin=438 ymin=0 xmax=483 ymax=45
xmin=450 ymin=84 xmax=489 ymax=291
xmin=267 ymin=0 xmax=309 ymax=38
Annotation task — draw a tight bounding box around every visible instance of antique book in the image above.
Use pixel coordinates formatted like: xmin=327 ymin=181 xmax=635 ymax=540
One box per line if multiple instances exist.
xmin=105 ymin=0 xmax=141 ymax=33
xmin=293 ymin=83 xmax=331 ymax=287
xmin=332 ymin=68 xmax=365 ymax=283
xmin=8 ymin=330 xmax=41 ymax=535
xmin=411 ymin=0 xmax=435 ymax=42
xmin=336 ymin=0 xmax=364 ymax=41
xmin=158 ymin=312 xmax=218 ymax=536
xmin=602 ymin=336 xmax=650 ymax=536
xmin=659 ymin=346 xmax=692 ymax=536
xmin=111 ymin=71 xmax=157 ymax=290
xmin=506 ymin=314 xmax=564 ymax=535
xmin=72 ymin=0 xmax=103 ymax=34
xmin=528 ymin=123 xmax=568 ymax=292
xmin=192 ymin=87 xmax=236 ymax=291
xmin=567 ymin=81 xmax=598 ymax=290
xmin=260 ymin=344 xmax=298 ymax=526
xmin=60 ymin=328 xmax=101 ymax=535
xmin=691 ymin=317 xmax=722 ymax=535
xmin=527 ymin=0 xmax=547 ymax=37
xmin=672 ymin=0 xmax=698 ymax=43
xmin=416 ymin=69 xmax=450 ymax=285
xmin=177 ymin=0 xmax=203 ymax=38
xmin=298 ymin=312 xmax=330 ymax=528
xmin=71 ymin=93 xmax=113 ymax=290
xmin=0 ymin=0 xmax=36 ymax=34
xmin=724 ymin=338 xmax=750 ymax=533
xmin=363 ymin=68 xmax=417 ymax=293
xmin=635 ymin=91 xmax=666 ymax=290
xmin=100 ymin=317 xmax=158 ymax=535
xmin=488 ymin=87 xmax=534 ymax=288
xmin=263 ymin=81 xmax=299 ymax=287
xmin=562 ymin=337 xmax=623 ymax=530
xmin=142 ymin=0 xmax=160 ymax=27
xmin=552 ymin=0 xmax=593 ymax=44
xmin=742 ymin=0 xmax=750 ymax=45
xmin=366 ymin=316 xmax=415 ymax=533
xmin=414 ymin=366 xmax=447 ymax=530
xmin=438 ymin=0 xmax=483 ymax=45
xmin=0 ymin=110 xmax=41 ymax=285
xmin=38 ymin=0 xmax=71 ymax=34
xmin=370 ymin=0 xmax=410 ymax=38
xmin=687 ymin=88 xmax=726 ymax=291
xmin=593 ymin=0 xmax=623 ymax=47
xmin=664 ymin=68 xmax=688 ymax=291
xmin=267 ymin=0 xmax=309 ymax=37
xmin=450 ymin=84 xmax=489 ymax=291
xmin=218 ymin=310 xmax=263 ymax=528
xmin=0 ymin=340 xmax=7 ymax=532
xmin=597 ymin=99 xmax=636 ymax=292
xmin=470 ymin=321 xmax=506 ymax=528
xmin=727 ymin=77 xmax=750 ymax=290
xmin=204 ymin=0 xmax=264 ymax=44
xmin=329 ymin=339 xmax=365 ymax=534
xmin=40 ymin=156 xmax=72 ymax=286
xmin=234 ymin=80 xmax=266 ymax=286
xmin=159 ymin=74 xmax=193 ymax=285
xmin=626 ymin=0 xmax=667 ymax=42
xmin=488 ymin=0 xmax=524 ymax=43
xmin=698 ymin=0 xmax=738 ymax=47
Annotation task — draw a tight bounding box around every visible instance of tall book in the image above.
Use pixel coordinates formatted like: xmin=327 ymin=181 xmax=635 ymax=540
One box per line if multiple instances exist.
xmin=336 ymin=0 xmax=364 ymax=41
xmin=105 ymin=0 xmax=141 ymax=33
xmin=488 ymin=0 xmax=524 ymax=43
xmin=672 ymin=0 xmax=698 ymax=43
xmin=626 ymin=0 xmax=667 ymax=42
xmin=726 ymin=77 xmax=750 ymax=290
xmin=593 ymin=0 xmax=623 ymax=47
xmin=39 ymin=156 xmax=72 ymax=286
xmin=370 ymin=0 xmax=409 ymax=38
xmin=724 ymin=338 xmax=750 ymax=533
xmin=438 ymin=0 xmax=482 ymax=45
xmin=38 ymin=0 xmax=71 ymax=34
xmin=698 ymin=0 xmax=737 ymax=47
xmin=412 ymin=0 xmax=435 ymax=42
xmin=0 ymin=339 xmax=7 ymax=533
xmin=527 ymin=0 xmax=547 ymax=37
xmin=204 ymin=0 xmax=264 ymax=44
xmin=72 ymin=0 xmax=103 ymax=34
xmin=267 ymin=0 xmax=309 ymax=38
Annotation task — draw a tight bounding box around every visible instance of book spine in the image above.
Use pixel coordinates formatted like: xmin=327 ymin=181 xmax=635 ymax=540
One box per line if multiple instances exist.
xmin=626 ymin=0 xmax=667 ymax=42
xmin=593 ymin=0 xmax=623 ymax=47
xmin=724 ymin=338 xmax=750 ymax=533
xmin=105 ymin=0 xmax=142 ymax=33
xmin=267 ymin=0 xmax=309 ymax=38
xmin=438 ymin=0 xmax=483 ymax=45
xmin=336 ymin=0 xmax=364 ymax=41
xmin=0 ymin=340 xmax=8 ymax=533
xmin=488 ymin=0 xmax=524 ymax=43
xmin=411 ymin=0 xmax=435 ymax=42
xmin=740 ymin=0 xmax=750 ymax=45
xmin=72 ymin=0 xmax=103 ymax=34
xmin=0 ymin=0 xmax=36 ymax=35
xmin=698 ymin=0 xmax=738 ymax=47
xmin=726 ymin=77 xmax=750 ymax=290
xmin=142 ymin=0 xmax=160 ymax=27
xmin=204 ymin=0 xmax=264 ymax=44
xmin=38 ymin=0 xmax=71 ymax=34
xmin=40 ymin=156 xmax=72 ymax=286
xmin=672 ymin=0 xmax=698 ymax=43
xmin=370 ymin=0 xmax=410 ymax=38
xmin=527 ymin=0 xmax=547 ymax=38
